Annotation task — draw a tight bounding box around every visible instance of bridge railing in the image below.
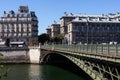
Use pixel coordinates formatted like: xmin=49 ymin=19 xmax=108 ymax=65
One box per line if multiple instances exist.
xmin=41 ymin=44 xmax=120 ymax=57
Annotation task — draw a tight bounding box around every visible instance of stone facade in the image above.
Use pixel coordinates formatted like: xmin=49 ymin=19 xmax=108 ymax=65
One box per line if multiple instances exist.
xmin=60 ymin=13 xmax=75 ymax=35
xmin=46 ymin=23 xmax=60 ymax=37
xmin=46 ymin=27 xmax=51 ymax=37
xmin=51 ymin=24 xmax=60 ymax=37
xmin=67 ymin=13 xmax=120 ymax=44
xmin=47 ymin=12 xmax=120 ymax=44
xmin=0 ymin=6 xmax=38 ymax=46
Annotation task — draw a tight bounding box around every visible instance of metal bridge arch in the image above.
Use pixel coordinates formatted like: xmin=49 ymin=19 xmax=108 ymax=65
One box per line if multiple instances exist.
xmin=56 ymin=52 xmax=120 ymax=80
xmin=41 ymin=44 xmax=120 ymax=80
xmin=41 ymin=52 xmax=92 ymax=80
xmin=41 ymin=49 xmax=120 ymax=80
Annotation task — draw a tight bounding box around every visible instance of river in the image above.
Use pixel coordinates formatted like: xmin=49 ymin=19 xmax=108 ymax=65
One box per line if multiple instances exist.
xmin=1 ymin=64 xmax=85 ymax=80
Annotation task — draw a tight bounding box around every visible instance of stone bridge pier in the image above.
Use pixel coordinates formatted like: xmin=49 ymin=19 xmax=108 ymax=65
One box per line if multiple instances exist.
xmin=29 ymin=46 xmax=41 ymax=64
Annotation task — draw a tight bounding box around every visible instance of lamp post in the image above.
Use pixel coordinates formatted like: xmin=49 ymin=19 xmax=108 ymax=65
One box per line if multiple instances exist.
xmin=86 ymin=19 xmax=89 ymax=52
xmin=86 ymin=19 xmax=89 ymax=44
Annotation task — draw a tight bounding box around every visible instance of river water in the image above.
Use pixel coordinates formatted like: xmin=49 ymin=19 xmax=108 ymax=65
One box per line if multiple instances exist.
xmin=1 ymin=64 xmax=85 ymax=80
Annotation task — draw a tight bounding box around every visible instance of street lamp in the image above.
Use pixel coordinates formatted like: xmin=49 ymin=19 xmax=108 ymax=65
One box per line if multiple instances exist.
xmin=86 ymin=19 xmax=89 ymax=52
xmin=86 ymin=19 xmax=89 ymax=44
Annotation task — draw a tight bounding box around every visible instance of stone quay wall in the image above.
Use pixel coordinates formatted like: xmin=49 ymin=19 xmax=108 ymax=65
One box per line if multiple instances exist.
xmin=0 ymin=47 xmax=40 ymax=64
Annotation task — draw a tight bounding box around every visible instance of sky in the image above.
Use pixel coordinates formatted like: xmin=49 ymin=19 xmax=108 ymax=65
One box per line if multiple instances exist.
xmin=0 ymin=0 xmax=120 ymax=35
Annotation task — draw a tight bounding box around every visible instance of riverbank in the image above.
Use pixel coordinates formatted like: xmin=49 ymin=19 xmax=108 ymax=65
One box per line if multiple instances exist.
xmin=0 ymin=47 xmax=41 ymax=64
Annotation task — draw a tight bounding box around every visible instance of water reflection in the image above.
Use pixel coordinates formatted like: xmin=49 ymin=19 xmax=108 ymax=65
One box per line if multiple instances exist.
xmin=2 ymin=64 xmax=85 ymax=80
xmin=28 ymin=65 xmax=40 ymax=80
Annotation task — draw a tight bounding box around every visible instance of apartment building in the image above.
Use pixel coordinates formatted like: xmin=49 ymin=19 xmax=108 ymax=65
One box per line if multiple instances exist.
xmin=67 ymin=13 xmax=120 ymax=44
xmin=60 ymin=13 xmax=75 ymax=35
xmin=46 ymin=27 xmax=51 ymax=37
xmin=46 ymin=23 xmax=60 ymax=38
xmin=0 ymin=6 xmax=38 ymax=46
xmin=46 ymin=12 xmax=120 ymax=44
xmin=51 ymin=23 xmax=60 ymax=37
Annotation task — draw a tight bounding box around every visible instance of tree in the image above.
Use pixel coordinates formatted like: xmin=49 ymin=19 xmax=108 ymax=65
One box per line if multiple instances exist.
xmin=51 ymin=34 xmax=64 ymax=44
xmin=38 ymin=33 xmax=50 ymax=45
xmin=57 ymin=34 xmax=64 ymax=44
xmin=5 ymin=38 xmax=10 ymax=47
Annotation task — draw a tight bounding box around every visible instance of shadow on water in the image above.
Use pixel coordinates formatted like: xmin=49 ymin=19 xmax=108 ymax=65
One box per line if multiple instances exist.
xmin=42 ymin=52 xmax=93 ymax=80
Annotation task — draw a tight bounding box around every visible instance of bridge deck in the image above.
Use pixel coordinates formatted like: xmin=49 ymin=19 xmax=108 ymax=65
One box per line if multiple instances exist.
xmin=41 ymin=44 xmax=120 ymax=63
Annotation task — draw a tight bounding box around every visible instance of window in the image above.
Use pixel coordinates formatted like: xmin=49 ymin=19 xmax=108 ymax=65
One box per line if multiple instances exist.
xmin=79 ymin=18 xmax=82 ymax=20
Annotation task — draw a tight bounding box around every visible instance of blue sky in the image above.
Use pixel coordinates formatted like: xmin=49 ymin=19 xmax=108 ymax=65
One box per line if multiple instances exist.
xmin=0 ymin=0 xmax=120 ymax=35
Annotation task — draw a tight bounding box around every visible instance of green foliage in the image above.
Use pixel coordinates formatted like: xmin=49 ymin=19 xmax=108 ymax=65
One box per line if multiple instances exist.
xmin=38 ymin=33 xmax=50 ymax=45
xmin=51 ymin=34 xmax=64 ymax=44
xmin=0 ymin=53 xmax=9 ymax=79
xmin=38 ymin=33 xmax=64 ymax=44
xmin=0 ymin=65 xmax=7 ymax=79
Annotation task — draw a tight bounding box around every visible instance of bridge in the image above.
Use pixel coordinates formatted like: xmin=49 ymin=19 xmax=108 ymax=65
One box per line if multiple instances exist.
xmin=41 ymin=44 xmax=120 ymax=80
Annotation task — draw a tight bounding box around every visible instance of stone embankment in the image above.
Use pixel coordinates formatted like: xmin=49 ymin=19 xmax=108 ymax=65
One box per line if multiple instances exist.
xmin=0 ymin=47 xmax=40 ymax=64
